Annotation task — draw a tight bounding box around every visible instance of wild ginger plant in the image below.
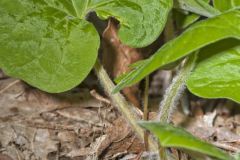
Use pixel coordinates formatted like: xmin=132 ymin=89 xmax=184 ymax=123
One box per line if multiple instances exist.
xmin=0 ymin=0 xmax=240 ymax=159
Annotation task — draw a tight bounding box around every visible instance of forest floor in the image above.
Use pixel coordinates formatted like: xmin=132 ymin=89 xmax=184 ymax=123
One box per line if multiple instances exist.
xmin=0 ymin=70 xmax=240 ymax=160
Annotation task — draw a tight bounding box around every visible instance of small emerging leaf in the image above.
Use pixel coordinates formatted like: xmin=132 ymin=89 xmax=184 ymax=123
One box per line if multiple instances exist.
xmin=139 ymin=121 xmax=233 ymax=160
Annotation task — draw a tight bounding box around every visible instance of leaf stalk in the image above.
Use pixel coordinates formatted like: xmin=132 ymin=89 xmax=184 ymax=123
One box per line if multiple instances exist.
xmin=94 ymin=59 xmax=158 ymax=151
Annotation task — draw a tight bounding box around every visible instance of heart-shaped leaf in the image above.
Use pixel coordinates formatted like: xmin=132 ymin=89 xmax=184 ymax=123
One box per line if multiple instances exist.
xmin=0 ymin=0 xmax=172 ymax=93
xmin=0 ymin=0 xmax=100 ymax=93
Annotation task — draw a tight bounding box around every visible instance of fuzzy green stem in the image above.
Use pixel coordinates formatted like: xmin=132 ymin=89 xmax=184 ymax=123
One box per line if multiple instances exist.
xmin=94 ymin=59 xmax=158 ymax=151
xmin=158 ymin=12 xmax=176 ymax=160
xmin=161 ymin=0 xmax=216 ymax=123
xmin=158 ymin=53 xmax=197 ymax=123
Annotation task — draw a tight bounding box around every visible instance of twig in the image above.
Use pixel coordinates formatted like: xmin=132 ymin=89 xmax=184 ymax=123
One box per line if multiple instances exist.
xmin=0 ymin=79 xmax=21 ymax=95
xmin=212 ymin=142 xmax=240 ymax=152
xmin=94 ymin=59 xmax=158 ymax=151
xmin=31 ymin=129 xmax=37 ymax=153
xmin=90 ymin=89 xmax=111 ymax=105
xmin=143 ymin=76 xmax=149 ymax=151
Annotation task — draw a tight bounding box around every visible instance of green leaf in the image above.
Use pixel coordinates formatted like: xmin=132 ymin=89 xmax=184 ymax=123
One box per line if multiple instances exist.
xmin=174 ymin=0 xmax=220 ymax=17
xmin=213 ymin=0 xmax=240 ymax=12
xmin=42 ymin=0 xmax=77 ymax=17
xmin=0 ymin=0 xmax=172 ymax=93
xmin=71 ymin=0 xmax=90 ymax=18
xmin=91 ymin=0 xmax=173 ymax=47
xmin=174 ymin=0 xmax=210 ymax=29
xmin=187 ymin=0 xmax=240 ymax=103
xmin=114 ymin=10 xmax=240 ymax=93
xmin=0 ymin=0 xmax=100 ymax=93
xmin=139 ymin=122 xmax=233 ymax=160
xmin=174 ymin=10 xmax=200 ymax=29
xmin=187 ymin=39 xmax=240 ymax=103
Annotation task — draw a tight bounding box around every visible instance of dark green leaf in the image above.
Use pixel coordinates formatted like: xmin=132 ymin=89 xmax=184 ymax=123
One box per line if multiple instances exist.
xmin=114 ymin=10 xmax=240 ymax=93
xmin=174 ymin=11 xmax=200 ymax=29
xmin=91 ymin=0 xmax=173 ymax=47
xmin=0 ymin=0 xmax=172 ymax=93
xmin=139 ymin=122 xmax=233 ymax=160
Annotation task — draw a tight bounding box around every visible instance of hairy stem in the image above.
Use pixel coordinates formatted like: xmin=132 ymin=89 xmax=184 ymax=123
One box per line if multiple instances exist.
xmin=157 ymin=11 xmax=176 ymax=160
xmin=94 ymin=59 xmax=158 ymax=151
xmin=159 ymin=1 xmax=215 ymax=122
xmin=158 ymin=53 xmax=197 ymax=123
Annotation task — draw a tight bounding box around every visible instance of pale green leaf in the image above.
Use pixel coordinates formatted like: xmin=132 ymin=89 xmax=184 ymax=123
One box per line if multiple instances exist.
xmin=213 ymin=0 xmax=240 ymax=12
xmin=187 ymin=39 xmax=240 ymax=103
xmin=174 ymin=0 xmax=210 ymax=29
xmin=174 ymin=0 xmax=220 ymax=17
xmin=114 ymin=10 xmax=240 ymax=93
xmin=0 ymin=0 xmax=100 ymax=93
xmin=139 ymin=122 xmax=233 ymax=160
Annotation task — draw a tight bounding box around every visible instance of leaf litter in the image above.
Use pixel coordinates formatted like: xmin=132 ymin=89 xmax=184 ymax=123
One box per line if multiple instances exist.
xmin=0 ymin=76 xmax=144 ymax=160
xmin=1 ymin=70 xmax=240 ymax=160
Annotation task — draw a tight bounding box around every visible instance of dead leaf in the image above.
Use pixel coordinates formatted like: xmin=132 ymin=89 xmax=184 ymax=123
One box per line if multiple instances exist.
xmin=102 ymin=19 xmax=142 ymax=108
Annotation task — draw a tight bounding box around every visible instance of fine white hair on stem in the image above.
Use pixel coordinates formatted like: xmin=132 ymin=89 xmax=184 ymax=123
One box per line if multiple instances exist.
xmin=157 ymin=52 xmax=198 ymax=123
